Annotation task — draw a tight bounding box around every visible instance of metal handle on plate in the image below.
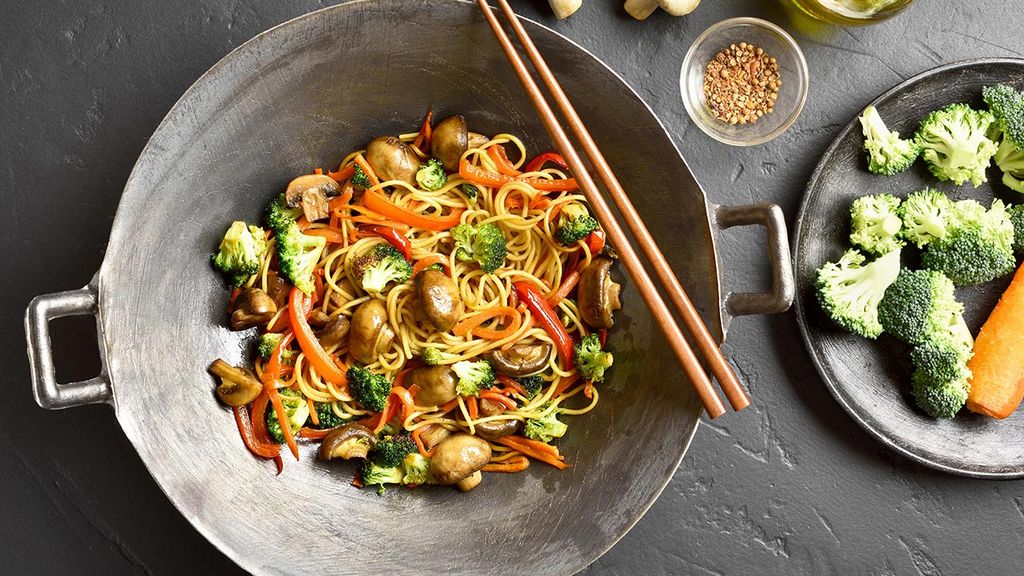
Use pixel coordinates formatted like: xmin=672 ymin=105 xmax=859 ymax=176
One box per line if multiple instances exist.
xmin=24 ymin=284 xmax=113 ymax=409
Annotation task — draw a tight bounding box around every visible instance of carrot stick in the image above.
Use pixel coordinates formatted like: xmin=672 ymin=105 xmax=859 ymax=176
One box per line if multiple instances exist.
xmin=304 ymin=228 xmax=345 ymax=244
xmin=412 ymin=426 xmax=436 ymax=457
xmin=467 ymin=396 xmax=479 ymax=420
xmin=307 ymin=398 xmax=319 ymax=426
xmin=494 ymin=436 xmax=568 ymax=469
xmin=483 ymin=455 xmax=530 ymax=473
xmin=479 ymin=391 xmax=517 ymax=410
xmin=967 ymin=264 xmax=1024 ymax=418
xmin=327 ymin=163 xmax=356 ymax=183
xmin=412 ymin=254 xmax=449 ymax=277
xmin=553 ymin=373 xmax=581 ymax=397
xmin=354 ymin=154 xmax=381 ymax=187
xmin=496 ymin=375 xmax=528 ymax=397
xmin=452 ymin=306 xmax=520 ymax=338
xmin=547 ymin=269 xmax=580 ymax=307
xmin=299 ymin=427 xmax=332 ymax=440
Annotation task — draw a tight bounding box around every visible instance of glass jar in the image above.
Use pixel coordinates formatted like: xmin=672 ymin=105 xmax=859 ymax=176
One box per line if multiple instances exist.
xmin=789 ymin=0 xmax=914 ymax=25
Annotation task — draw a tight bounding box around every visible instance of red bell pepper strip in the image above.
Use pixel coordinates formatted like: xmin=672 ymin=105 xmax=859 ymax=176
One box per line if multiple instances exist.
xmin=513 ymin=281 xmax=574 ymax=368
xmin=289 ymin=288 xmax=348 ymax=389
xmin=585 ymin=229 xmax=606 ymax=255
xmin=362 ymin=189 xmax=464 ymax=231
xmin=360 ymin=224 xmax=413 ymax=260
xmin=486 ymin=145 xmax=521 ymax=177
xmin=411 ymin=107 xmax=433 ymax=152
xmin=547 ymin=269 xmax=580 ymax=307
xmin=460 ymin=157 xmax=578 ymax=193
xmin=523 ymin=151 xmax=568 ymax=173
xmin=233 ymin=405 xmax=281 ymax=459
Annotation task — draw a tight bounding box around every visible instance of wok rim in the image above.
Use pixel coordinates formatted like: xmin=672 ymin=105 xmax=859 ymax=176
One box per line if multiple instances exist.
xmin=95 ymin=1 xmax=713 ymax=573
xmin=793 ymin=57 xmax=1024 ymax=480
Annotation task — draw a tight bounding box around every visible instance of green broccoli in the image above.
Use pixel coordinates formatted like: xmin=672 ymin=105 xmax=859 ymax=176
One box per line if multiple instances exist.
xmin=212 ymin=221 xmax=268 ymax=287
xmin=265 ymin=388 xmax=310 ymax=443
xmin=401 ymin=452 xmax=433 ymax=485
xmin=312 ymin=401 xmax=349 ymax=429
xmin=914 ymin=103 xmax=998 ymax=187
xmin=849 ymin=194 xmax=904 ymax=255
xmin=265 ymin=194 xmax=326 ymax=294
xmin=983 ymin=84 xmax=1024 ymax=148
xmin=371 ymin=434 xmax=418 ymax=467
xmin=876 ymin=269 xmax=961 ymax=345
xmin=524 ymin=407 xmax=568 ymax=443
xmin=452 ymin=360 xmax=496 ymax=397
xmin=421 ymin=346 xmax=456 ymax=366
xmin=815 ymin=248 xmax=902 ymax=339
xmin=910 ymin=340 xmax=970 ymax=386
xmin=574 ymin=333 xmax=614 ymax=383
xmin=459 ymin=183 xmax=480 ymax=202
xmin=451 ymin=222 xmax=507 ymax=273
xmin=858 ymin=106 xmax=920 ymax=176
xmin=517 ymin=374 xmax=545 ymax=397
xmin=416 ymin=158 xmax=447 ymax=191
xmin=920 ymin=199 xmax=1016 ymax=285
xmin=347 ymin=366 xmax=392 ymax=412
xmin=359 ymin=460 xmax=405 ymax=495
xmin=555 ymin=202 xmax=599 ymax=246
xmin=911 ymin=370 xmax=970 ymax=419
xmin=351 ymin=164 xmax=372 ymax=188
xmin=898 ymin=188 xmax=953 ymax=248
xmin=994 ymin=134 xmax=1024 ymax=194
xmin=353 ymin=243 xmax=413 ymax=295
xmin=1009 ymin=204 xmax=1024 ymax=253
xmin=257 ymin=333 xmax=294 ymax=360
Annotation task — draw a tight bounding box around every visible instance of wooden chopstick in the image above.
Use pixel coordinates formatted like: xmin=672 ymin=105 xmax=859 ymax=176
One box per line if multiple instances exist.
xmin=489 ymin=0 xmax=750 ymax=413
xmin=475 ymin=0 xmax=732 ymax=418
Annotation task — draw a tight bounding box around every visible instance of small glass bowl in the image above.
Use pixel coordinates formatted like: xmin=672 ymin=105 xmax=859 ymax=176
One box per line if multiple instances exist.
xmin=680 ymin=17 xmax=809 ymax=146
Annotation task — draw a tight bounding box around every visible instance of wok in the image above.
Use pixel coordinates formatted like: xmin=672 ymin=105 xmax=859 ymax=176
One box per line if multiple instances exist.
xmin=24 ymin=1 xmax=794 ymax=574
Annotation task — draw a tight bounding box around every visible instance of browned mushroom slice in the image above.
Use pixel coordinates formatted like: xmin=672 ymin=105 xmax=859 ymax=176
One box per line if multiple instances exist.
xmin=318 ymin=424 xmax=377 ymax=461
xmin=284 ymin=174 xmax=341 ymax=222
xmin=416 ymin=269 xmax=463 ymax=332
xmin=348 ymin=299 xmax=394 ymax=364
xmin=467 ymin=132 xmax=489 ymax=149
xmin=365 ymin=136 xmax=420 ymax=185
xmin=317 ymin=315 xmax=351 ymax=349
xmin=416 ymin=424 xmax=451 ymax=452
xmin=474 ymin=419 xmax=519 ymax=441
xmin=431 ymin=115 xmax=469 ymax=172
xmin=208 ymin=359 xmax=262 ymax=407
xmin=429 ymin=433 xmax=492 ymax=485
xmin=577 ymin=257 xmax=622 ymax=329
xmin=485 ymin=343 xmax=552 ymax=377
xmin=405 ymin=365 xmax=458 ymax=407
xmin=264 ymin=272 xmax=291 ymax=309
xmin=455 ymin=470 xmax=483 ymax=492
xmin=230 ymin=288 xmax=277 ymax=330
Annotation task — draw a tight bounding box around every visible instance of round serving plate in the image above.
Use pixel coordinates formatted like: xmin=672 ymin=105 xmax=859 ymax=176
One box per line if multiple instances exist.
xmin=794 ymin=59 xmax=1024 ymax=479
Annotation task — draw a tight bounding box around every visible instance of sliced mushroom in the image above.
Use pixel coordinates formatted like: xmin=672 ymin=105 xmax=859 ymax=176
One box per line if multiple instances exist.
xmin=485 ymin=343 xmax=552 ymax=377
xmin=285 ymin=174 xmax=340 ymax=222
xmin=208 ymin=359 xmax=262 ymax=407
xmin=431 ymin=115 xmax=469 ymax=172
xmin=264 ymin=272 xmax=291 ymax=309
xmin=429 ymin=433 xmax=492 ymax=485
xmin=230 ymin=288 xmax=277 ymax=330
xmin=456 ymin=470 xmax=483 ymax=492
xmin=405 ymin=365 xmax=458 ymax=407
xmin=317 ymin=315 xmax=351 ymax=350
xmin=365 ymin=136 xmax=420 ymax=185
xmin=474 ymin=419 xmax=519 ymax=441
xmin=467 ymin=132 xmax=489 ymax=149
xmin=478 ymin=397 xmax=505 ymax=417
xmin=318 ymin=424 xmax=377 ymax=461
xmin=417 ymin=269 xmax=463 ymax=333
xmin=308 ymin=310 xmax=331 ymax=330
xmin=417 ymin=424 xmax=451 ymax=452
xmin=349 ymin=299 xmax=394 ymax=364
xmin=577 ymin=257 xmax=622 ymax=329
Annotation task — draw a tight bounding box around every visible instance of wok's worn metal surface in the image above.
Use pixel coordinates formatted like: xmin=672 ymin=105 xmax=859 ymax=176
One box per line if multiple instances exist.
xmin=795 ymin=60 xmax=1024 ymax=478
xmin=6 ymin=0 xmax=1024 ymax=575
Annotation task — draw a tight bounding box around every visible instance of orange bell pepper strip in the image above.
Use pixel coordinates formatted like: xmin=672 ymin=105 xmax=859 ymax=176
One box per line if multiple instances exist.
xmin=362 ymin=189 xmax=464 ymax=231
xmin=460 ymin=157 xmax=577 ymax=192
xmin=547 ymin=269 xmax=580 ymax=307
xmin=486 ymin=145 xmax=521 ymax=177
xmin=289 ymin=288 xmax=348 ymax=389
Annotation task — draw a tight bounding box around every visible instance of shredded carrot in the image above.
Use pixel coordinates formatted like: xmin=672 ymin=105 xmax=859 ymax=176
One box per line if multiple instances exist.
xmin=374 ymin=387 xmax=416 ymax=434
xmin=298 ymin=427 xmax=331 ymax=440
xmin=412 ymin=254 xmax=449 ymax=277
xmin=495 ymin=436 xmax=568 ymax=469
xmin=267 ymin=385 xmax=300 ymax=460
xmin=354 ymin=154 xmax=381 ymax=186
xmin=307 ymin=398 xmax=319 ymax=426
xmin=362 ymin=189 xmax=464 ymax=232
xmin=329 ymin=182 xmax=354 ymax=211
xmin=466 ymin=396 xmax=479 ymax=420
xmin=327 ymin=163 xmax=356 ymax=183
xmin=504 ymin=434 xmax=560 ymax=457
xmin=412 ymin=426 xmax=436 ymax=457
xmin=496 ymin=375 xmax=528 ymax=396
xmin=553 ymin=373 xmax=581 ymax=397
xmin=483 ymin=455 xmax=530 ymax=473
xmin=313 ymin=167 xmax=323 ymax=175
xmin=546 ymin=201 xmax=565 ymax=224
xmin=452 ymin=306 xmax=520 ymax=339
xmin=529 ymin=195 xmax=551 ymax=211
xmin=439 ymin=397 xmax=460 ymax=413
xmin=479 ymin=391 xmax=517 ymax=410
xmin=304 ymin=227 xmax=345 ymax=244
xmin=547 ymin=269 xmax=580 ymax=307
xmin=584 ymin=381 xmax=595 ymax=399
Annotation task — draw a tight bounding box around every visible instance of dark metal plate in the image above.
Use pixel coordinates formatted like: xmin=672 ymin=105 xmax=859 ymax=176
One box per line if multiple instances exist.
xmin=795 ymin=59 xmax=1024 ymax=479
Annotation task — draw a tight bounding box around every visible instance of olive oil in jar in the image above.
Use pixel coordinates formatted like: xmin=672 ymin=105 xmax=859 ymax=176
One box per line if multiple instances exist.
xmin=789 ymin=0 xmax=914 ymax=25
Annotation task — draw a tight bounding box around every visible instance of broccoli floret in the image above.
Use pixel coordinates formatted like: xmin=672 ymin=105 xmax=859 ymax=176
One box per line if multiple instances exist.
xmin=849 ymin=194 xmax=904 ymax=255
xmin=524 ymin=407 xmax=568 ymax=443
xmin=517 ymin=374 xmax=544 ymax=397
xmin=858 ymin=106 xmax=920 ymax=175
xmin=914 ymin=103 xmax=998 ymax=187
xmin=359 ymin=460 xmax=405 ymax=495
xmin=416 ymin=158 xmax=447 ymax=191
xmin=451 ymin=222 xmax=507 ymax=273
xmin=1009 ymin=204 xmax=1024 ymax=253
xmin=911 ymin=370 xmax=969 ymax=419
xmin=994 ymin=134 xmax=1024 ymax=194
xmin=452 ymin=360 xmax=496 ymax=397
xmin=574 ymin=333 xmax=614 ymax=383
xmin=401 ymin=452 xmax=433 ymax=485
xmin=313 ymin=401 xmax=349 ymax=429
xmin=347 ymin=366 xmax=392 ymax=412
xmin=983 ymin=84 xmax=1024 ymax=148
xmin=212 ymin=221 xmax=267 ymax=287
xmin=265 ymin=388 xmax=310 ymax=443
xmin=351 ymin=164 xmax=372 ymax=188
xmin=815 ymin=248 xmax=902 ymax=339
xmin=421 ymin=346 xmax=456 ymax=366
xmin=877 ymin=269 xmax=961 ymax=345
xmin=920 ymin=200 xmax=1015 ymax=285
xmin=898 ymin=188 xmax=953 ymax=248
xmin=555 ymin=202 xmax=599 ymax=246
xmin=353 ymin=243 xmax=413 ymax=295
xmin=371 ymin=434 xmax=418 ymax=467
xmin=265 ymin=194 xmax=325 ymax=295
xmin=257 ymin=333 xmax=294 ymax=360
xmin=911 ymin=340 xmax=969 ymax=386
xmin=459 ymin=183 xmax=479 ymax=202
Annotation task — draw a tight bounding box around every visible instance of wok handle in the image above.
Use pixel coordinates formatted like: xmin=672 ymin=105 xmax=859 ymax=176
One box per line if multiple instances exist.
xmin=712 ymin=203 xmax=795 ymax=330
xmin=24 ymin=284 xmax=113 ymax=410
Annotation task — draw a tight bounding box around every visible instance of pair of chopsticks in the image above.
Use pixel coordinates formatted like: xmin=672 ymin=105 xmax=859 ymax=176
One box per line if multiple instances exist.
xmin=477 ymin=0 xmax=748 ymax=419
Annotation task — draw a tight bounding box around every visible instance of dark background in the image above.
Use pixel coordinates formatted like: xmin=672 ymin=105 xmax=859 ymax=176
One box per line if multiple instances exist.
xmin=3 ymin=0 xmax=1023 ymax=574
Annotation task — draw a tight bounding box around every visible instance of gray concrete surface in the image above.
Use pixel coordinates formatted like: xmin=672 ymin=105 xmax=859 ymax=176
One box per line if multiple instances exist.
xmin=2 ymin=0 xmax=1022 ymax=574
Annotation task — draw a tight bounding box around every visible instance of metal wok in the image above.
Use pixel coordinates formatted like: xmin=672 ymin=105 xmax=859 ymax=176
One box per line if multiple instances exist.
xmin=25 ymin=1 xmax=794 ymax=574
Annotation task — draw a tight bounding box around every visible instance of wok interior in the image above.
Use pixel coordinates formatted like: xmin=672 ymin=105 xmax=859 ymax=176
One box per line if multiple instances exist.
xmin=100 ymin=2 xmax=711 ymax=573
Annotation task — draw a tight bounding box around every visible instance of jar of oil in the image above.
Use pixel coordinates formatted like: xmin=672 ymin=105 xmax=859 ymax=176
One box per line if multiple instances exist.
xmin=789 ymin=0 xmax=914 ymax=25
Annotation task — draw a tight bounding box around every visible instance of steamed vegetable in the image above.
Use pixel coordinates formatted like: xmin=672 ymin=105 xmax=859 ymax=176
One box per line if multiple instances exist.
xmin=849 ymin=193 xmax=904 ymax=255
xmin=858 ymin=106 xmax=920 ymax=176
xmin=914 ymin=103 xmax=998 ymax=187
xmin=815 ymin=248 xmax=902 ymax=339
xmin=966 ymin=264 xmax=1024 ymax=419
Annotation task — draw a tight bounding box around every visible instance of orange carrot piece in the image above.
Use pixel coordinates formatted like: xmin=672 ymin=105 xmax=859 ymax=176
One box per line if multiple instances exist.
xmin=452 ymin=306 xmax=520 ymax=339
xmin=483 ymin=455 xmax=530 ymax=473
xmin=354 ymin=154 xmax=381 ymax=187
xmin=412 ymin=254 xmax=449 ymax=277
xmin=307 ymin=398 xmax=319 ymax=426
xmin=304 ymin=228 xmax=345 ymax=244
xmin=967 ymin=264 xmax=1024 ymax=419
xmin=479 ymin=391 xmax=517 ymax=410
xmin=467 ymin=396 xmax=479 ymax=420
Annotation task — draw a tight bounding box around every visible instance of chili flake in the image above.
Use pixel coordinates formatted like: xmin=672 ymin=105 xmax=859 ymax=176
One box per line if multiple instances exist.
xmin=703 ymin=41 xmax=781 ymax=125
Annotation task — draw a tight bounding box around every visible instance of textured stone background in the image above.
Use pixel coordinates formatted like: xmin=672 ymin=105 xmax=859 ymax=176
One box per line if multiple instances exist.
xmin=3 ymin=0 xmax=1023 ymax=574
